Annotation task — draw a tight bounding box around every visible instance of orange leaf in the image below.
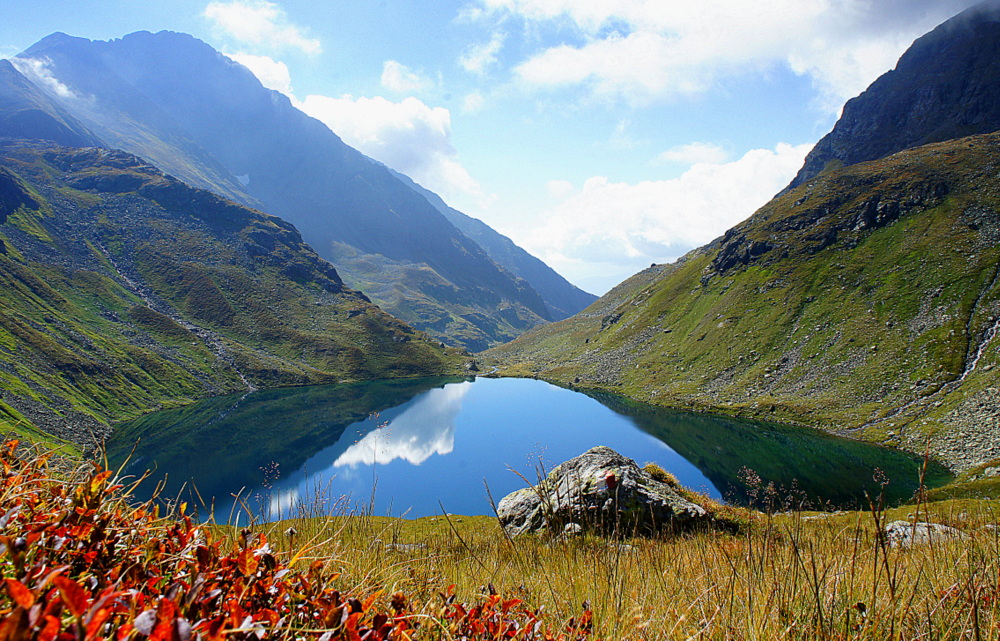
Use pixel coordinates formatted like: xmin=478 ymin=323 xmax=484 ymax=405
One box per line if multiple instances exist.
xmin=0 ymin=607 xmax=30 ymax=641
xmin=156 ymin=598 xmax=179 ymax=623
xmin=4 ymin=579 xmax=35 ymax=609
xmin=37 ymin=615 xmax=61 ymax=641
xmin=53 ymin=576 xmax=88 ymax=619
xmin=237 ymin=550 xmax=258 ymax=576
xmin=345 ymin=612 xmax=363 ymax=641
xmin=85 ymin=607 xmax=112 ymax=641
xmin=89 ymin=471 xmax=112 ymax=494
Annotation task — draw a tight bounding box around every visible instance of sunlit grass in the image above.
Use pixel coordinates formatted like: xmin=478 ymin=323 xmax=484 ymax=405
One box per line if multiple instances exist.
xmin=235 ymin=485 xmax=1000 ymax=640
xmin=5 ymin=436 xmax=999 ymax=639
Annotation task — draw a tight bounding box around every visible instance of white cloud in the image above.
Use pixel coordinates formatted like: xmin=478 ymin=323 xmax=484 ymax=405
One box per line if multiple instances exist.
xmin=473 ymin=0 xmax=980 ymax=108
xmin=460 ymin=31 xmax=506 ymax=74
xmin=545 ymin=179 xmax=574 ymax=199
xmin=462 ymin=90 xmax=486 ymax=112
xmin=516 ymin=30 xmax=711 ymax=102
xmin=519 ymin=141 xmax=812 ymax=293
xmin=380 ymin=60 xmax=433 ymax=93
xmin=10 ymin=56 xmax=80 ymax=100
xmin=608 ymin=119 xmax=646 ymax=151
xmin=203 ymin=0 xmax=321 ymax=55
xmin=656 ymin=141 xmax=730 ymax=165
xmin=296 ymin=93 xmax=484 ymax=203
xmin=225 ymin=52 xmax=293 ymax=95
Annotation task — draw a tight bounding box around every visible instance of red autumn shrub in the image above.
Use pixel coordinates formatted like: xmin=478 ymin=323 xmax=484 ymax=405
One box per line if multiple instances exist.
xmin=0 ymin=440 xmax=595 ymax=640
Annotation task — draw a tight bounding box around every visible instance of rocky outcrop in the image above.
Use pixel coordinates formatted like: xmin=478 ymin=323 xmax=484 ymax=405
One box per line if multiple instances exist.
xmin=787 ymin=1 xmax=1000 ymax=190
xmin=497 ymin=446 xmax=710 ymax=537
xmin=706 ymin=177 xmax=950 ymax=280
xmin=0 ymin=167 xmax=37 ymax=223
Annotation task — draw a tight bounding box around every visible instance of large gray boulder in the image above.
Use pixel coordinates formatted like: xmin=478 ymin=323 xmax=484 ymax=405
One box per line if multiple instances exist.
xmin=497 ymin=446 xmax=710 ymax=537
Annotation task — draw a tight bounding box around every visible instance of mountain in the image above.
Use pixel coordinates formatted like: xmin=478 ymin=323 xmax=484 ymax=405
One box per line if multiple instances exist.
xmin=0 ymin=141 xmax=461 ymax=448
xmin=387 ymin=168 xmax=596 ymax=320
xmin=484 ymin=4 xmax=1000 ymax=473
xmin=788 ymin=0 xmax=1000 ymax=190
xmin=0 ymin=59 xmax=102 ymax=149
xmin=2 ymin=31 xmax=591 ymax=350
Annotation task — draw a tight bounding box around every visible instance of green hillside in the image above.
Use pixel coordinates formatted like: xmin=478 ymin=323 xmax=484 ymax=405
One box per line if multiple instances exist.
xmin=5 ymin=31 xmax=569 ymax=351
xmin=0 ymin=142 xmax=462 ymax=449
xmin=484 ymin=132 xmax=1000 ymax=472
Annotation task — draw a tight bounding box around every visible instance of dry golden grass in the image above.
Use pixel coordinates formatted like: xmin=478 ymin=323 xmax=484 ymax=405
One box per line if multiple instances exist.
xmin=246 ymin=497 xmax=1000 ymax=640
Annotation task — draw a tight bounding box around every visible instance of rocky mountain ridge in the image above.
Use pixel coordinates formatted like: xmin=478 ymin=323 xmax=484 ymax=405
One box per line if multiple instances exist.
xmin=788 ymin=0 xmax=1000 ymax=190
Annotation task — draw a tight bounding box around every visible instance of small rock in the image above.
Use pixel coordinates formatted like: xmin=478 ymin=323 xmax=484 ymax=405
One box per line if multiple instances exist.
xmin=885 ymin=521 xmax=966 ymax=547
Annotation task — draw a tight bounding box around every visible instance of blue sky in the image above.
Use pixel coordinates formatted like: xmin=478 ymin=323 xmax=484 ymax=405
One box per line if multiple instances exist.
xmin=0 ymin=0 xmax=981 ymax=293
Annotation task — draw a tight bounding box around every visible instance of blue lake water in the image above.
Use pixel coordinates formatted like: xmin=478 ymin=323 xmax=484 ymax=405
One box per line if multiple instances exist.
xmin=107 ymin=376 xmax=949 ymax=522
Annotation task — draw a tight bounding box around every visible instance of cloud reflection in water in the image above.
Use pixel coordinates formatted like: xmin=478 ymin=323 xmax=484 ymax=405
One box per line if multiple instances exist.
xmin=261 ymin=381 xmax=473 ymax=518
xmin=334 ymin=381 xmax=471 ymax=468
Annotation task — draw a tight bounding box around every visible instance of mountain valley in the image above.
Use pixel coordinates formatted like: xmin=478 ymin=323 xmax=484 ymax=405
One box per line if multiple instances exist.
xmin=2 ymin=31 xmax=594 ymax=351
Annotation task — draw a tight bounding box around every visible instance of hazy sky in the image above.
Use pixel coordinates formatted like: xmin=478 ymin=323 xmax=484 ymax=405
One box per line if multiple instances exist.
xmin=0 ymin=0 xmax=982 ymax=293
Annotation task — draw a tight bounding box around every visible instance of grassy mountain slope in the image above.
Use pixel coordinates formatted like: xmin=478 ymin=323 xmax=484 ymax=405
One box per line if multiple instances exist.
xmin=9 ymin=31 xmax=556 ymax=350
xmin=485 ymin=132 xmax=1000 ymax=471
xmin=0 ymin=141 xmax=462 ymax=448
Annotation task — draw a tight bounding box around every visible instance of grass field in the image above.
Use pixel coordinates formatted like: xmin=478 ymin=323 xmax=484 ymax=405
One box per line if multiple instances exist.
xmin=3 ymin=438 xmax=1000 ymax=640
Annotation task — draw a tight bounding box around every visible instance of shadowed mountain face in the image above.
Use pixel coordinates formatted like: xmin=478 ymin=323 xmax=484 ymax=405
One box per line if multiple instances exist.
xmin=388 ymin=168 xmax=596 ymax=321
xmin=787 ymin=1 xmax=1000 ymax=190
xmin=0 ymin=59 xmax=102 ymax=149
xmin=3 ymin=31 xmax=590 ymax=350
xmin=485 ymin=6 xmax=1000 ymax=473
xmin=0 ymin=141 xmax=461 ymax=447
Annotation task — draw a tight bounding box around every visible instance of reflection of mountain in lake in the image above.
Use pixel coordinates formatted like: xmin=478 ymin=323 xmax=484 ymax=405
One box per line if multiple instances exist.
xmin=256 ymin=382 xmax=473 ymax=518
xmin=335 ymin=382 xmax=471 ymax=467
xmin=109 ymin=377 xmax=952 ymax=522
xmin=587 ymin=391 xmax=951 ymax=508
xmin=108 ymin=377 xmax=469 ymax=505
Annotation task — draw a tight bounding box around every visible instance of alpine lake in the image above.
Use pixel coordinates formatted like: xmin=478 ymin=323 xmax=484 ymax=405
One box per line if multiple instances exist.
xmin=107 ymin=377 xmax=952 ymax=523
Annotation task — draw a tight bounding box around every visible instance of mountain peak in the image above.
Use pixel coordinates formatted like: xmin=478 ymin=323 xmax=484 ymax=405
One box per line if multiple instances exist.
xmin=787 ymin=0 xmax=1000 ymax=190
xmin=21 ymin=32 xmax=93 ymax=57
